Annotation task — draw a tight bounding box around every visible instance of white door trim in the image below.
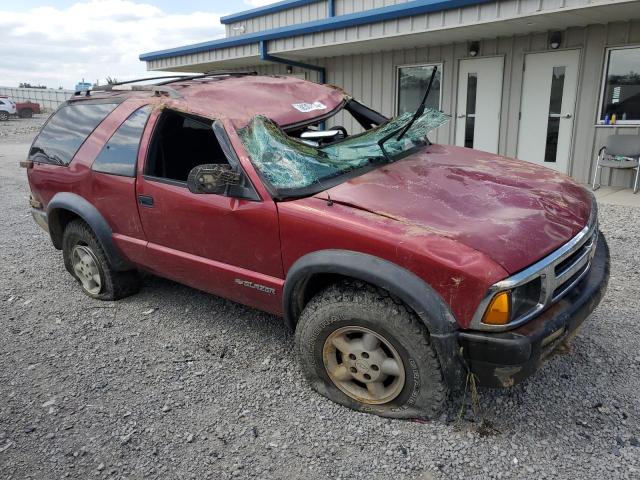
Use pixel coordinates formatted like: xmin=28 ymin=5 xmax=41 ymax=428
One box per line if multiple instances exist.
xmin=454 ymin=55 xmax=504 ymax=153
xmin=516 ymin=49 xmax=581 ymax=173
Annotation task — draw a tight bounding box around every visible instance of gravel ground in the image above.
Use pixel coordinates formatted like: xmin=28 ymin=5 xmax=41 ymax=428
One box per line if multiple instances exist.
xmin=1 ymin=117 xmax=639 ymax=480
xmin=0 ymin=114 xmax=50 ymax=141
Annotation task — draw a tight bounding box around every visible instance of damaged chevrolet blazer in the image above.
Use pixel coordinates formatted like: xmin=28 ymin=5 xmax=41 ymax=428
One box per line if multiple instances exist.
xmin=25 ymin=73 xmax=609 ymax=418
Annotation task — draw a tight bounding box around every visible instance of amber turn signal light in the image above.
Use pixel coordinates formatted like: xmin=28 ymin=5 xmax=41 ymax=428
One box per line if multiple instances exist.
xmin=483 ymin=291 xmax=511 ymax=325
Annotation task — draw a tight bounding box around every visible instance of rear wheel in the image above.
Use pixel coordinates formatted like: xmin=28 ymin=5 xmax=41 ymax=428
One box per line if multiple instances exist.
xmin=19 ymin=108 xmax=33 ymax=118
xmin=295 ymin=281 xmax=447 ymax=419
xmin=62 ymin=219 xmax=141 ymax=300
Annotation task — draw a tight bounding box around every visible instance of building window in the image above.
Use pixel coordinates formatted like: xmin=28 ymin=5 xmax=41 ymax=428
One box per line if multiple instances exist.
xmin=599 ymin=46 xmax=640 ymax=124
xmin=397 ymin=64 xmax=442 ymax=115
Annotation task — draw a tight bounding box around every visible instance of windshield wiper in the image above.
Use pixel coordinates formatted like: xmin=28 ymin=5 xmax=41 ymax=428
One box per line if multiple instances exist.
xmin=377 ymin=65 xmax=438 ymax=160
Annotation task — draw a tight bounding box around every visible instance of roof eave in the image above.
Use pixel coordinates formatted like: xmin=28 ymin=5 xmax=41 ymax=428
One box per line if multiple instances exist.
xmin=140 ymin=0 xmax=494 ymax=62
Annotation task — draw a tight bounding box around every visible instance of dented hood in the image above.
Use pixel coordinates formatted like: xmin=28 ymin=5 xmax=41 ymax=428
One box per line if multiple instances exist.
xmin=315 ymin=144 xmax=593 ymax=274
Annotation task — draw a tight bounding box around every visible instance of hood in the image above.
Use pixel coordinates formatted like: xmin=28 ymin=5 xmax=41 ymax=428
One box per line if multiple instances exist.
xmin=315 ymin=144 xmax=593 ymax=274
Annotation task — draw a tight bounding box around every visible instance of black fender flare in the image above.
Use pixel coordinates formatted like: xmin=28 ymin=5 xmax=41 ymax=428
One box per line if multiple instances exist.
xmin=283 ymin=249 xmax=466 ymax=389
xmin=47 ymin=192 xmax=133 ymax=271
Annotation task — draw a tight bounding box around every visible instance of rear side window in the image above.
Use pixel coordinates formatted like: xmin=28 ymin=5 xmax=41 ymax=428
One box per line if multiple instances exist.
xmin=29 ymin=102 xmax=118 ymax=165
xmin=92 ymin=105 xmax=152 ymax=177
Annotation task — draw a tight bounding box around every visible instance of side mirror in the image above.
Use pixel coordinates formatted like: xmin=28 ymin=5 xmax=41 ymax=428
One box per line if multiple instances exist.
xmin=187 ymin=164 xmax=241 ymax=194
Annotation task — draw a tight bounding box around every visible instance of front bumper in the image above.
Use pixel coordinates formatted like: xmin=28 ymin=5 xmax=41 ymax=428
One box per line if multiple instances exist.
xmin=458 ymin=233 xmax=610 ymax=388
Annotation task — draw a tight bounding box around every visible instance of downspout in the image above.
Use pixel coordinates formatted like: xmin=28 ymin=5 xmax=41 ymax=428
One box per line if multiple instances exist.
xmin=327 ymin=0 xmax=335 ymax=17
xmin=259 ymin=40 xmax=326 ymax=84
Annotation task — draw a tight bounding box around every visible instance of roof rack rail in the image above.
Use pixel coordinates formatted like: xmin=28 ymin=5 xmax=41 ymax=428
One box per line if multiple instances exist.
xmin=92 ymin=84 xmax=183 ymax=99
xmin=72 ymin=76 xmax=191 ymax=98
xmin=156 ymin=70 xmax=257 ymax=85
xmin=99 ymin=75 xmax=193 ymax=88
xmin=76 ymin=71 xmax=257 ymax=99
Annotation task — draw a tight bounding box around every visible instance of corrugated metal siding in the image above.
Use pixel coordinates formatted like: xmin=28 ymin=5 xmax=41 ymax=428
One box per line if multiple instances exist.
xmin=267 ymin=0 xmax=634 ymax=54
xmin=245 ymin=20 xmax=640 ymax=187
xmin=146 ymin=43 xmax=260 ymax=71
xmin=332 ymin=0 xmax=609 ymax=16
xmin=223 ymin=0 xmax=602 ymax=37
xmin=225 ymin=1 xmax=328 ymax=36
xmin=334 ymin=0 xmax=411 ymax=16
xmin=221 ymin=0 xmax=633 ymax=48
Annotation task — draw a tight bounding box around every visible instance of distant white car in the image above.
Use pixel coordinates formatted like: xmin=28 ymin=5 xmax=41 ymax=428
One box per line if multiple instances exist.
xmin=0 ymin=97 xmax=17 ymax=121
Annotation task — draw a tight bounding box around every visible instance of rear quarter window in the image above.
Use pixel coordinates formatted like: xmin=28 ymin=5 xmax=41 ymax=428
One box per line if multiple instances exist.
xmin=92 ymin=105 xmax=152 ymax=177
xmin=29 ymin=102 xmax=118 ymax=166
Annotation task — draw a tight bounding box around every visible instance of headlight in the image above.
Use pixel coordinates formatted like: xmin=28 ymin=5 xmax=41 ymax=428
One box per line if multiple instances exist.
xmin=511 ymin=277 xmax=542 ymax=319
xmin=482 ymin=278 xmax=542 ymax=326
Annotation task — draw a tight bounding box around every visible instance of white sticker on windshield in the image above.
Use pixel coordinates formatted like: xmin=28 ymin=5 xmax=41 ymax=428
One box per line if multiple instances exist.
xmin=292 ymin=101 xmax=327 ymax=113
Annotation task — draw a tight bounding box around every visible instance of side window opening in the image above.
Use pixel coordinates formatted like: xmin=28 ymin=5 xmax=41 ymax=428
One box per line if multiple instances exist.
xmin=29 ymin=102 xmax=118 ymax=166
xmin=92 ymin=105 xmax=152 ymax=177
xmin=146 ymin=110 xmax=228 ymax=182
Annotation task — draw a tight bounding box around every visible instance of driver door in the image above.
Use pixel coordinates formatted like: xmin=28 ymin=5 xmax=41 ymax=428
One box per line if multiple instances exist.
xmin=135 ymin=109 xmax=283 ymax=313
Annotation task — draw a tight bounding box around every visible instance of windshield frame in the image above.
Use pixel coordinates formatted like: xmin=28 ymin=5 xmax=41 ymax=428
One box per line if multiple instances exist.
xmin=238 ymin=101 xmax=443 ymax=201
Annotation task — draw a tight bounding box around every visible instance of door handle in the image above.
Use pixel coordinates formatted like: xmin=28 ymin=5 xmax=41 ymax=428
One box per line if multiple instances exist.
xmin=457 ymin=114 xmax=466 ymax=118
xmin=138 ymin=195 xmax=154 ymax=207
xmin=563 ymin=113 xmax=573 ymax=119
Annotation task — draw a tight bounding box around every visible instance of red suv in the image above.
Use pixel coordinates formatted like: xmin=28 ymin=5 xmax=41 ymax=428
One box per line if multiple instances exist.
xmin=24 ymin=73 xmax=609 ymax=419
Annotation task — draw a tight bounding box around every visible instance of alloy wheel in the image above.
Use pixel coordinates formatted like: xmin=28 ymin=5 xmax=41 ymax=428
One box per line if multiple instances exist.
xmin=322 ymin=326 xmax=405 ymax=404
xmin=71 ymin=245 xmax=102 ymax=295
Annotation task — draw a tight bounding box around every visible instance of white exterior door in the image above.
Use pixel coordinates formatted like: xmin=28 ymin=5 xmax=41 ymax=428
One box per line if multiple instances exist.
xmin=455 ymin=56 xmax=504 ymax=153
xmin=517 ymin=50 xmax=580 ymax=173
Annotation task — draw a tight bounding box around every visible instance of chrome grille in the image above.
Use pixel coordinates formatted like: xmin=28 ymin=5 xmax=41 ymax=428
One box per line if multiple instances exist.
xmin=470 ymin=205 xmax=598 ymax=332
xmin=551 ymin=228 xmax=597 ymax=301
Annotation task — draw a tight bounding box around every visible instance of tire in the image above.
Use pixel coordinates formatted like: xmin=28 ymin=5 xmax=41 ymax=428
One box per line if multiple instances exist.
xmin=19 ymin=108 xmax=33 ymax=118
xmin=62 ymin=219 xmax=141 ymax=300
xmin=0 ymin=111 xmax=9 ymax=121
xmin=295 ymin=281 xmax=447 ymax=419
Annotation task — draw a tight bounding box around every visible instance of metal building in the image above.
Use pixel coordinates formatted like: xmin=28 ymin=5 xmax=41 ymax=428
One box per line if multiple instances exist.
xmin=139 ymin=0 xmax=640 ymax=187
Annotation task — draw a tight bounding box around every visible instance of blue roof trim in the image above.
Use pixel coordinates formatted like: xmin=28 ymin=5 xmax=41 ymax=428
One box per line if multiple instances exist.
xmin=140 ymin=0 xmax=493 ymax=62
xmin=221 ymin=0 xmax=322 ymax=24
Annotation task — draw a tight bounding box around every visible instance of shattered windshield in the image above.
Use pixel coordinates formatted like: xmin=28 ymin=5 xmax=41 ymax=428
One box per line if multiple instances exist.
xmin=238 ymin=108 xmax=449 ymax=196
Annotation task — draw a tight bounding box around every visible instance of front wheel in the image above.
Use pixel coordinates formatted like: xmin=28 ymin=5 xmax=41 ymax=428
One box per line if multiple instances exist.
xmin=0 ymin=111 xmax=9 ymax=121
xmin=295 ymin=281 xmax=447 ymax=419
xmin=19 ymin=108 xmax=33 ymax=118
xmin=62 ymin=219 xmax=141 ymax=300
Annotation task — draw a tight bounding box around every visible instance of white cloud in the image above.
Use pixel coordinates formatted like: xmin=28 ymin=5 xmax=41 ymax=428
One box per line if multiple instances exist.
xmin=0 ymin=0 xmax=225 ymax=89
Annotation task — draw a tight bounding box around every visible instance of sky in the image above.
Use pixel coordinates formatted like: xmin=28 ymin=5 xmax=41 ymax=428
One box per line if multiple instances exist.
xmin=0 ymin=0 xmax=277 ymax=89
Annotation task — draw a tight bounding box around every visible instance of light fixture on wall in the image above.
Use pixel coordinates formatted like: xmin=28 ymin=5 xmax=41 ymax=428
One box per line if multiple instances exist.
xmin=549 ymin=32 xmax=562 ymax=49
xmin=469 ymin=41 xmax=480 ymax=57
xmin=286 ymin=66 xmax=293 ymax=74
